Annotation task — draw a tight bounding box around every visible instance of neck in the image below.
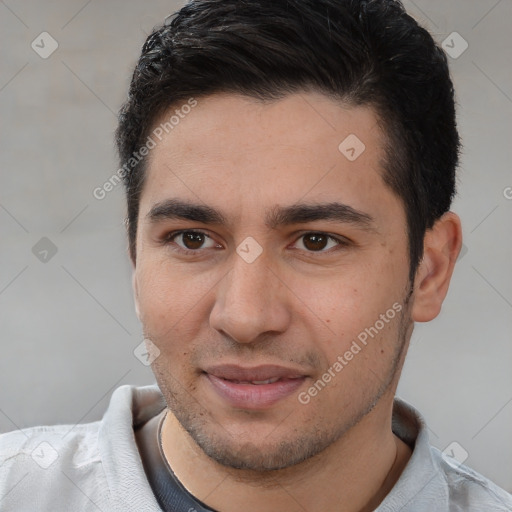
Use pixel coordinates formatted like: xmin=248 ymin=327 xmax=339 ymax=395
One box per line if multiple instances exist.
xmin=160 ymin=395 xmax=412 ymax=512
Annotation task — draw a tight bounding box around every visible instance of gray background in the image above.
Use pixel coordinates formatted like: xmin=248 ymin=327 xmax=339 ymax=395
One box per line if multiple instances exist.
xmin=0 ymin=0 xmax=511 ymax=492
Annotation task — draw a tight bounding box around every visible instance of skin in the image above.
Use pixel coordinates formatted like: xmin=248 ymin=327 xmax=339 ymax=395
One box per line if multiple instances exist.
xmin=132 ymin=92 xmax=462 ymax=512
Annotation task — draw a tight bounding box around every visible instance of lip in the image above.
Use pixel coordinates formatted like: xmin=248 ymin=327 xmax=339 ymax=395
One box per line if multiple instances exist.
xmin=203 ymin=364 xmax=307 ymax=410
xmin=204 ymin=364 xmax=306 ymax=381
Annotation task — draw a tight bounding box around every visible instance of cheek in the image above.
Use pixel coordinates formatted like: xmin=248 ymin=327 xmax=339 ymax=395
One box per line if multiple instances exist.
xmin=292 ymin=261 xmax=406 ymax=358
xmin=135 ymin=257 xmax=215 ymax=339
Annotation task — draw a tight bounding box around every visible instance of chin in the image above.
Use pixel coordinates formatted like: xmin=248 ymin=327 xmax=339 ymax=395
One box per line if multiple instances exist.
xmin=187 ymin=428 xmax=333 ymax=472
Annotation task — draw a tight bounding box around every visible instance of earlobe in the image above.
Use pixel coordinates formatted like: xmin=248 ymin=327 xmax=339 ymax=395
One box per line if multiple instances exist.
xmin=411 ymin=212 xmax=463 ymax=323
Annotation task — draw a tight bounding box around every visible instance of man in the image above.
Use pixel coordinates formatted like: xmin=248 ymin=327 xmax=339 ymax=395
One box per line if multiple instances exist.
xmin=1 ymin=0 xmax=511 ymax=510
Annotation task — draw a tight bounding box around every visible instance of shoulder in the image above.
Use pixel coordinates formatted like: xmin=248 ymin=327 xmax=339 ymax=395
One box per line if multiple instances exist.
xmin=0 ymin=420 xmax=101 ymax=464
xmin=0 ymin=421 xmax=108 ymax=510
xmin=432 ymin=447 xmax=512 ymax=511
xmin=0 ymin=384 xmax=165 ymax=511
xmin=387 ymin=398 xmax=512 ymax=512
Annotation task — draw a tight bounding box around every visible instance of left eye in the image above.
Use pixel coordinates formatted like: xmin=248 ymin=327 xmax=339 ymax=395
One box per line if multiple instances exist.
xmin=294 ymin=233 xmax=342 ymax=252
xmin=167 ymin=231 xmax=219 ymax=251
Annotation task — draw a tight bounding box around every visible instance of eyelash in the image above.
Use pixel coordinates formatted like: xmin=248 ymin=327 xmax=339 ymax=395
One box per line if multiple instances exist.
xmin=162 ymin=230 xmax=221 ymax=255
xmin=162 ymin=229 xmax=350 ymax=256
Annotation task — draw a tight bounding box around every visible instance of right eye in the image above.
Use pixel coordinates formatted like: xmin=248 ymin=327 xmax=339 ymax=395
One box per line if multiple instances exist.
xmin=164 ymin=230 xmax=221 ymax=254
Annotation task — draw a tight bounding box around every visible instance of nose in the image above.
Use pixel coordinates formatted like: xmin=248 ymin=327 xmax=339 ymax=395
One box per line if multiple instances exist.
xmin=209 ymin=253 xmax=291 ymax=344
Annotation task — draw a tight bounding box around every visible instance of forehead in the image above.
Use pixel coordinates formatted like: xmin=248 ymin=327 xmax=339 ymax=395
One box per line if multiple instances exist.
xmin=139 ymin=92 xmax=401 ymax=227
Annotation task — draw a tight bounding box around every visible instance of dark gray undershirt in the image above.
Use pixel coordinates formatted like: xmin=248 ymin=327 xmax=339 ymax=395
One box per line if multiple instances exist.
xmin=135 ymin=410 xmax=218 ymax=512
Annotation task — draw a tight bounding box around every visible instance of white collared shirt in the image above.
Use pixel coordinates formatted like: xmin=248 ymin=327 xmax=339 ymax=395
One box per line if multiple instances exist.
xmin=1 ymin=385 xmax=511 ymax=511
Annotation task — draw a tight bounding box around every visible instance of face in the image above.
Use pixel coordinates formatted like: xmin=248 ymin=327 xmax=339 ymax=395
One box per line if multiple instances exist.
xmin=133 ymin=92 xmax=414 ymax=471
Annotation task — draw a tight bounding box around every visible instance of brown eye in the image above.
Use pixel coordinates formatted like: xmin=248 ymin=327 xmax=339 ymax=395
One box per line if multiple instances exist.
xmin=294 ymin=232 xmax=345 ymax=253
xmin=167 ymin=230 xmax=218 ymax=252
xmin=181 ymin=231 xmax=206 ymax=250
xmin=302 ymin=233 xmax=329 ymax=251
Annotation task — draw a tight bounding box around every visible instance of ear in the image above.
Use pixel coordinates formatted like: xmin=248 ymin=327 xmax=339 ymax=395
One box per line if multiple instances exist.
xmin=132 ymin=270 xmax=141 ymax=321
xmin=412 ymin=212 xmax=463 ymax=322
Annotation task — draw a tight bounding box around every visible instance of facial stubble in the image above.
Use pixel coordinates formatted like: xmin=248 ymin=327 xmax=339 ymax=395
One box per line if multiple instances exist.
xmin=149 ymin=293 xmax=413 ymax=473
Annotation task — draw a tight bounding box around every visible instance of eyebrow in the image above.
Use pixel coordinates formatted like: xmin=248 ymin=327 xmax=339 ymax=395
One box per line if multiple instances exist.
xmin=146 ymin=199 xmax=376 ymax=231
xmin=147 ymin=199 xmax=227 ymax=225
xmin=265 ymin=202 xmax=375 ymax=231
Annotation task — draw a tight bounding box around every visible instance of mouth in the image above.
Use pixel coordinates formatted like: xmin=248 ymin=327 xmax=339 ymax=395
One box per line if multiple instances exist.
xmin=203 ymin=364 xmax=308 ymax=410
xmin=220 ymin=376 xmax=285 ymax=385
